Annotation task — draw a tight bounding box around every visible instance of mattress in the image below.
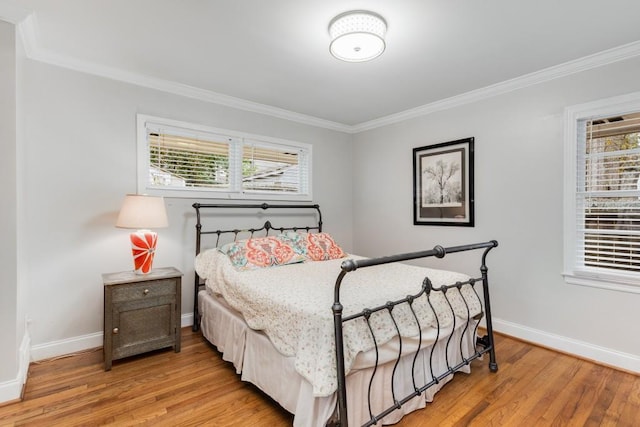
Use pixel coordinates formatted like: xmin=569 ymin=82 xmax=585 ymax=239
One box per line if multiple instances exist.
xmin=195 ymin=248 xmax=482 ymax=397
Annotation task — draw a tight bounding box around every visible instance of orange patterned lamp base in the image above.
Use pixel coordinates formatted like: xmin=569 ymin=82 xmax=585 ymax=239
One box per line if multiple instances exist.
xmin=130 ymin=229 xmax=158 ymax=274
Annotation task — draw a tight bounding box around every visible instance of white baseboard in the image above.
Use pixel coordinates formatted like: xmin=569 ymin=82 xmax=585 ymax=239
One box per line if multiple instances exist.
xmin=181 ymin=312 xmax=194 ymax=329
xmin=0 ymin=331 xmax=30 ymax=404
xmin=18 ymin=331 xmax=30 ymax=390
xmin=0 ymin=377 xmax=21 ymax=404
xmin=24 ymin=314 xmax=639 ymax=378
xmin=30 ymin=331 xmax=103 ymax=362
xmin=493 ymin=317 xmax=640 ymax=373
xmin=30 ymin=313 xmax=195 ymax=362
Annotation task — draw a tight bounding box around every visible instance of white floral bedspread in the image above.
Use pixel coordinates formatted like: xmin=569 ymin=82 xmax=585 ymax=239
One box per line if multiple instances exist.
xmin=195 ymin=249 xmax=482 ymax=397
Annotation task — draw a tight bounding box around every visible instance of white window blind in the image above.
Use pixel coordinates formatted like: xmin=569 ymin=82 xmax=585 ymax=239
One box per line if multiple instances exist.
xmin=147 ymin=129 xmax=234 ymax=190
xmin=242 ymin=141 xmax=308 ymax=194
xmin=575 ymin=113 xmax=640 ymax=275
xmin=137 ymin=115 xmax=312 ymax=201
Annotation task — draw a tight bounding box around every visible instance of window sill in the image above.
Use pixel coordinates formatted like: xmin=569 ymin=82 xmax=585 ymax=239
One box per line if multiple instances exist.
xmin=563 ymin=272 xmax=640 ymax=294
xmin=141 ymin=187 xmax=313 ymax=202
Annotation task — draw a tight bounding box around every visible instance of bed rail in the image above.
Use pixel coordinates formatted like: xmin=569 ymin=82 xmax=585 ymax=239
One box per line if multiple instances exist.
xmin=331 ymin=240 xmax=498 ymax=426
xmin=192 ymin=202 xmax=323 ymax=331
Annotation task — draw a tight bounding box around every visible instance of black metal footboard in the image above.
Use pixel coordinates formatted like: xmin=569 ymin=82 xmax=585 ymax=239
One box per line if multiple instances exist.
xmin=331 ymin=241 xmax=498 ymax=426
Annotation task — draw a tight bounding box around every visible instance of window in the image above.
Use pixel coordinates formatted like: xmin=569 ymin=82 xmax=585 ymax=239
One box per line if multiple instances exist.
xmin=137 ymin=115 xmax=312 ymax=201
xmin=564 ymin=92 xmax=640 ymax=292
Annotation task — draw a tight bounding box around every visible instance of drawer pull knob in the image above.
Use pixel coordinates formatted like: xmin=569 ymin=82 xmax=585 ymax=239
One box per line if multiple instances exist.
xmin=143 ymin=289 xmax=150 ymax=295
xmin=113 ymin=327 xmax=119 ymax=334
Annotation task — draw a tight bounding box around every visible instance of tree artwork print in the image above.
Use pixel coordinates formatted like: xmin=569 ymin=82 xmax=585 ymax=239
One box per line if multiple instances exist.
xmin=413 ymin=137 xmax=474 ymax=226
xmin=421 ymin=152 xmax=462 ymax=207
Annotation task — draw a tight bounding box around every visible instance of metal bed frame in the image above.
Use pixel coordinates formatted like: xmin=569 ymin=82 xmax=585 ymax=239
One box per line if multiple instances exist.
xmin=192 ymin=202 xmax=323 ymax=330
xmin=331 ymin=241 xmax=498 ymax=426
xmin=192 ymin=202 xmax=498 ymax=427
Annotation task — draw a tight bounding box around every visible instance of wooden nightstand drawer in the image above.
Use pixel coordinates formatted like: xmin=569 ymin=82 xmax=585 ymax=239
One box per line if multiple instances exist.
xmin=103 ymin=267 xmax=182 ymax=371
xmin=110 ymin=279 xmax=176 ymax=302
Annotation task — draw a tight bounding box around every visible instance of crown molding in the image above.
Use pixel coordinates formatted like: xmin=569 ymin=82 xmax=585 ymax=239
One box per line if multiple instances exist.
xmin=0 ymin=0 xmax=30 ymax=24
xmin=352 ymin=39 xmax=640 ymax=133
xmin=15 ymin=11 xmax=37 ymax=57
xmin=29 ymin=46 xmax=353 ymax=133
xmin=11 ymin=10 xmax=352 ymax=134
xmin=8 ymin=7 xmax=640 ymax=135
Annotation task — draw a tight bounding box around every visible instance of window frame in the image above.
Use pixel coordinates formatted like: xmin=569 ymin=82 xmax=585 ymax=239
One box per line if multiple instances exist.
xmin=136 ymin=114 xmax=313 ymax=201
xmin=563 ymin=91 xmax=640 ymax=294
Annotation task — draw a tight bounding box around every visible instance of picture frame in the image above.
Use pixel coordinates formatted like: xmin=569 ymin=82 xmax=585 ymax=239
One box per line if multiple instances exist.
xmin=413 ymin=137 xmax=474 ymax=226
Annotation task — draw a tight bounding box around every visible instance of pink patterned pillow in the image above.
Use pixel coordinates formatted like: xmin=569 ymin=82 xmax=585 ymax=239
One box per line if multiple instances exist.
xmin=279 ymin=231 xmax=346 ymax=261
xmin=220 ymin=236 xmax=305 ymax=270
xmin=305 ymin=232 xmax=346 ymax=261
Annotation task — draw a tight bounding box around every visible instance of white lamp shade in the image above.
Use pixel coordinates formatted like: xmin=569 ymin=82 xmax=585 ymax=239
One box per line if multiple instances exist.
xmin=116 ymin=194 xmax=168 ymax=229
xmin=329 ymin=11 xmax=387 ymax=62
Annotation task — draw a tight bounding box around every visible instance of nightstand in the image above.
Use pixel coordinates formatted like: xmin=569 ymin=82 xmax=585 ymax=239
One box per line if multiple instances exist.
xmin=102 ymin=267 xmax=182 ymax=370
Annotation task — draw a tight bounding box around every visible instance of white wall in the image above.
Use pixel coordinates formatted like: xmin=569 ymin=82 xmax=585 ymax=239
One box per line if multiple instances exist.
xmin=0 ymin=18 xmax=18 ymax=384
xmin=21 ymin=58 xmax=354 ymax=358
xmin=0 ymin=18 xmax=29 ymax=403
xmin=352 ymin=56 xmax=640 ymax=370
xmin=15 ymin=10 xmax=29 ymax=378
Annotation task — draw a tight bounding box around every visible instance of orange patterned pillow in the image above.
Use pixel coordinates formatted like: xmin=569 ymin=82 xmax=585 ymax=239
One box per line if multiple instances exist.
xmin=220 ymin=236 xmax=305 ymax=270
xmin=279 ymin=231 xmax=346 ymax=261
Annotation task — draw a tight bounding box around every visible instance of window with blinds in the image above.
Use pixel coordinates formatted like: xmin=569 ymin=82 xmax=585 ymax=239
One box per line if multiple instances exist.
xmin=242 ymin=142 xmax=307 ymax=193
xmin=575 ymin=112 xmax=640 ymax=278
xmin=137 ymin=115 xmax=312 ymax=201
xmin=148 ymin=131 xmax=234 ymax=190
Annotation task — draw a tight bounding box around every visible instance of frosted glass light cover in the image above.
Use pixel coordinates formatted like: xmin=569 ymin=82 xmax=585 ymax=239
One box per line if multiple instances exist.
xmin=329 ymin=11 xmax=386 ymax=62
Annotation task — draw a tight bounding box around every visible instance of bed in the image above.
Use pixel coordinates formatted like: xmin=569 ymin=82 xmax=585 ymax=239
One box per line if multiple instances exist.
xmin=192 ymin=203 xmax=498 ymax=426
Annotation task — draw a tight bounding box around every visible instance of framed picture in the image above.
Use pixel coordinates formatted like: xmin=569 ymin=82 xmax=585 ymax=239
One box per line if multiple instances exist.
xmin=413 ymin=137 xmax=474 ymax=226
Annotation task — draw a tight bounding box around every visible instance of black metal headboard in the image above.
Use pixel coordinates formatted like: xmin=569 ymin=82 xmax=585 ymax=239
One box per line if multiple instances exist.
xmin=192 ymin=202 xmax=323 ymax=331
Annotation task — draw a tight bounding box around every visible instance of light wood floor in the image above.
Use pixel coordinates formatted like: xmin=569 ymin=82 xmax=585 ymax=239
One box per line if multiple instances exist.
xmin=0 ymin=328 xmax=638 ymax=426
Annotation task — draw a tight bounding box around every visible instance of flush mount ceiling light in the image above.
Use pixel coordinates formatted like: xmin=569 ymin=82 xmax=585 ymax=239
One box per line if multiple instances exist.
xmin=329 ymin=10 xmax=387 ymax=62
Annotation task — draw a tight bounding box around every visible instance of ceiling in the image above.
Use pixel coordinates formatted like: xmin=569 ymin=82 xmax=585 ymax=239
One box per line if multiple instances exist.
xmin=6 ymin=0 xmax=640 ymax=130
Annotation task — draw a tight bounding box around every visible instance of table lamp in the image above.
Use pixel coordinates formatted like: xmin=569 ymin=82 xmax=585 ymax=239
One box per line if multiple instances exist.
xmin=116 ymin=194 xmax=169 ymax=274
